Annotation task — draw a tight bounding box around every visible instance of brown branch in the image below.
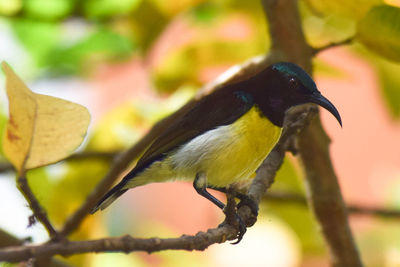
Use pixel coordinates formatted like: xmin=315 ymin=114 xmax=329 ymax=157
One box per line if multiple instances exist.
xmin=264 ymin=192 xmax=400 ymax=218
xmin=0 ymin=162 xmax=13 ymax=173
xmin=0 ymin=229 xmax=74 ymax=267
xmin=298 ymin=118 xmax=363 ymax=267
xmin=312 ymin=37 xmax=355 ymax=55
xmin=0 ymin=225 xmax=237 ymax=263
xmin=262 ymin=0 xmax=363 ymax=266
xmin=65 ymin=151 xmax=119 ymax=161
xmin=0 ymin=151 xmax=119 ymax=175
xmin=16 ymin=175 xmax=60 ymax=240
xmin=0 ymin=229 xmax=24 ymax=248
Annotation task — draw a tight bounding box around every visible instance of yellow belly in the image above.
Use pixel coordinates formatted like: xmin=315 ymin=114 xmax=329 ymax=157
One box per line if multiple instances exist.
xmin=126 ymin=106 xmax=282 ymax=189
xmin=199 ymin=106 xmax=282 ymax=187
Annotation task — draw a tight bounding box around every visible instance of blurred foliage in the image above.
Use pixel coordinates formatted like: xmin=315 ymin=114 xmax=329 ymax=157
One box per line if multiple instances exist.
xmin=301 ymin=4 xmax=356 ymax=47
xmin=357 ymin=5 xmax=400 ymax=62
xmin=129 ymin=0 xmax=170 ymax=50
xmin=357 ymin=220 xmax=400 ymax=266
xmin=83 ymin=0 xmax=141 ymax=19
xmin=263 ymin=156 xmax=326 ymax=256
xmin=12 ymin=19 xmax=134 ymax=75
xmin=375 ymin=58 xmax=400 ymax=119
xmin=302 ymin=2 xmax=400 ymax=119
xmin=304 ymin=0 xmax=382 ymax=19
xmin=24 ymin=0 xmax=76 ymax=20
xmin=12 ymin=19 xmax=60 ymax=67
xmin=28 ymin=160 xmax=110 ymax=266
xmin=47 ymin=28 xmax=134 ymax=75
xmin=0 ymin=0 xmax=22 ymax=16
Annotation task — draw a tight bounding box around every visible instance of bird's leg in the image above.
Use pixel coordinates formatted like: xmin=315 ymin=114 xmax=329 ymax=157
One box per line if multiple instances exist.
xmin=193 ymin=174 xmax=246 ymax=243
xmin=193 ymin=173 xmax=225 ymax=210
xmin=208 ymin=186 xmax=259 ymax=216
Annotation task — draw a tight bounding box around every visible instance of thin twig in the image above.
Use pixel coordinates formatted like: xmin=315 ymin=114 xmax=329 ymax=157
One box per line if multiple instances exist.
xmin=0 ymin=225 xmax=238 ymax=263
xmin=0 ymin=151 xmax=119 ymax=175
xmin=0 ymin=229 xmax=76 ymax=267
xmin=264 ymin=192 xmax=400 ymax=218
xmin=312 ymin=37 xmax=355 ymax=55
xmin=66 ymin=151 xmax=119 ymax=161
xmin=0 ymin=229 xmax=24 ymax=248
xmin=16 ymin=175 xmax=59 ymax=240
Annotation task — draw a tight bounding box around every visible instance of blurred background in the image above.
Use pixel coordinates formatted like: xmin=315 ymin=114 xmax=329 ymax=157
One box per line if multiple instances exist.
xmin=0 ymin=0 xmax=400 ymax=266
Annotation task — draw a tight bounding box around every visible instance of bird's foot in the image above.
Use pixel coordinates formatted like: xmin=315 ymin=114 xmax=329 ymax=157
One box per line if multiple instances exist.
xmin=231 ymin=214 xmax=247 ymax=244
xmin=218 ymin=213 xmax=247 ymax=244
xmin=220 ymin=189 xmax=248 ymax=244
xmin=237 ymin=196 xmax=258 ymax=217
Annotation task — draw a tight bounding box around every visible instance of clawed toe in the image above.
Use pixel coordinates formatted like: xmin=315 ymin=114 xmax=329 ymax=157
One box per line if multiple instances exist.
xmin=219 ymin=213 xmax=247 ymax=244
xmin=237 ymin=197 xmax=258 ymax=216
xmin=230 ymin=214 xmax=247 ymax=244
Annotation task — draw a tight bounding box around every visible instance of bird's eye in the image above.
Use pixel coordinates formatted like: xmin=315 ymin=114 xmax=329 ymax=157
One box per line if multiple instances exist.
xmin=289 ymin=77 xmax=299 ymax=88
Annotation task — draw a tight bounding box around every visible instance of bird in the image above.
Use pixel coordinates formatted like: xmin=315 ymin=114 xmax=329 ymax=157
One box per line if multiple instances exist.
xmin=91 ymin=62 xmax=342 ymax=240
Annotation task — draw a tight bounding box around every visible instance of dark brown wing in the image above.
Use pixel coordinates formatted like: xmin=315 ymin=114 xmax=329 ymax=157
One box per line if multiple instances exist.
xmin=125 ymin=84 xmax=254 ymax=178
xmin=91 ymin=81 xmax=256 ymax=213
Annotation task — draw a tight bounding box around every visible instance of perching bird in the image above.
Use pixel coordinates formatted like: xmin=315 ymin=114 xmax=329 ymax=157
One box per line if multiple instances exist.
xmin=92 ymin=62 xmax=342 ymax=238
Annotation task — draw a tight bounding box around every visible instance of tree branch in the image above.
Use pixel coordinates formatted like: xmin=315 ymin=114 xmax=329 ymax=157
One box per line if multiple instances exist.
xmin=262 ymin=0 xmax=363 ymax=266
xmin=0 ymin=229 xmax=23 ymax=248
xmin=312 ymin=37 xmax=355 ymax=55
xmin=298 ymin=118 xmax=363 ymax=266
xmin=16 ymin=175 xmax=60 ymax=240
xmin=0 ymin=151 xmax=119 ymax=175
xmin=264 ymin=192 xmax=400 ymax=218
xmin=0 ymin=225 xmax=237 ymax=263
xmin=0 ymin=229 xmax=75 ymax=267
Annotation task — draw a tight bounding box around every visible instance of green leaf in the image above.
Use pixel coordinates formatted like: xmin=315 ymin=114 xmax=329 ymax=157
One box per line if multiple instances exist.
xmin=153 ymin=40 xmax=263 ymax=92
xmin=375 ymin=58 xmax=400 ymax=118
xmin=263 ymin=157 xmax=325 ymax=254
xmin=84 ymin=0 xmax=141 ymax=19
xmin=130 ymin=0 xmax=169 ymax=51
xmin=24 ymin=0 xmax=75 ymax=20
xmin=190 ymin=2 xmax=220 ymax=23
xmin=12 ymin=19 xmax=60 ymax=66
xmin=47 ymin=29 xmax=134 ymax=75
xmin=357 ymin=5 xmax=400 ymax=62
xmin=0 ymin=0 xmax=22 ymax=15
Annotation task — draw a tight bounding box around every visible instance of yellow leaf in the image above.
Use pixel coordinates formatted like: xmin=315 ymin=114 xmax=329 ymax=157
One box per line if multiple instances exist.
xmin=1 ymin=62 xmax=90 ymax=173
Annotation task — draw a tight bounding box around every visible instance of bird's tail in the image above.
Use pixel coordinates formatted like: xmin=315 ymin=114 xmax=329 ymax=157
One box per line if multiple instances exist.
xmin=91 ymin=163 xmax=156 ymax=213
xmin=91 ymin=180 xmax=128 ymax=214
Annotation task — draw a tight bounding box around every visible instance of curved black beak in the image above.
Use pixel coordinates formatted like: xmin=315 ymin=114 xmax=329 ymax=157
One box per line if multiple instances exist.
xmin=309 ymin=92 xmax=342 ymax=127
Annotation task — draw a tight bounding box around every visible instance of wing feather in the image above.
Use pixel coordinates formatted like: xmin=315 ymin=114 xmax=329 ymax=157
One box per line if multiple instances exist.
xmin=128 ymin=84 xmax=254 ymax=177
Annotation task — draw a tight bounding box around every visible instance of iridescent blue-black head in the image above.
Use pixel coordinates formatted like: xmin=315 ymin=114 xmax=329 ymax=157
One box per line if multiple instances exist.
xmin=270 ymin=62 xmax=342 ymax=126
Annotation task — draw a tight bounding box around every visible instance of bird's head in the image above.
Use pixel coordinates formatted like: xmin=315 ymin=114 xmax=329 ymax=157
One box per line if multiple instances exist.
xmin=268 ymin=62 xmax=342 ymax=126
